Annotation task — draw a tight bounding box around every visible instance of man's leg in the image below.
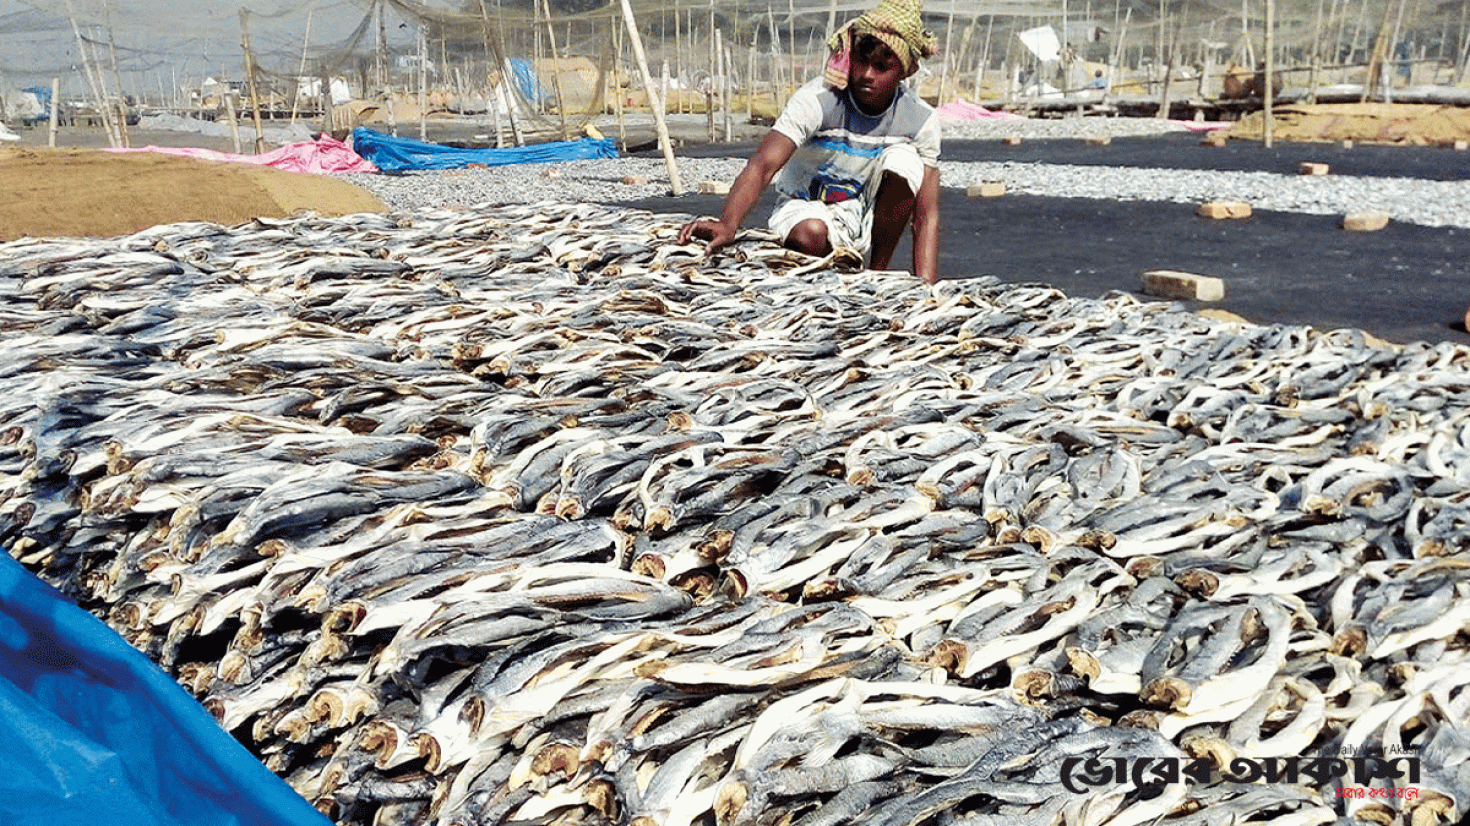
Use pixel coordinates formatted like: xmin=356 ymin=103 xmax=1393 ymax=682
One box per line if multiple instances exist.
xmin=784 ymin=217 xmax=833 ymax=257
xmin=868 ymin=171 xmax=917 ymax=270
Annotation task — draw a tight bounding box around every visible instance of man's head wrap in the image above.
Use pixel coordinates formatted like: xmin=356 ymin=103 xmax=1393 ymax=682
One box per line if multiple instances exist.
xmin=823 ymin=0 xmax=939 ymax=90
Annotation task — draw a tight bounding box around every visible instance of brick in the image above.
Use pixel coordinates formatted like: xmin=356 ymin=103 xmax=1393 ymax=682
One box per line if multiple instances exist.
xmin=1299 ymin=162 xmax=1330 ymax=176
xmin=1002 ymin=136 xmax=1023 ymax=146
xmin=621 ymin=175 xmax=649 ymax=185
xmin=697 ymin=180 xmax=730 ymax=195
xmin=966 ymin=182 xmax=1006 ymax=198
xmin=1343 ymin=211 xmax=1390 ymax=232
xmin=1142 ymin=270 xmax=1225 ymax=302
xmin=1199 ymin=130 xmax=1228 ymax=146
xmin=1197 ymin=201 xmax=1252 ymax=219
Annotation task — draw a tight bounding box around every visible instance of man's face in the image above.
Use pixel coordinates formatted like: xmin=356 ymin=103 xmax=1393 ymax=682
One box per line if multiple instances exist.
xmin=848 ymin=39 xmax=905 ymax=113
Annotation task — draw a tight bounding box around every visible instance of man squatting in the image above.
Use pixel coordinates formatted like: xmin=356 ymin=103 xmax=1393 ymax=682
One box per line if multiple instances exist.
xmin=678 ymin=0 xmax=943 ymax=284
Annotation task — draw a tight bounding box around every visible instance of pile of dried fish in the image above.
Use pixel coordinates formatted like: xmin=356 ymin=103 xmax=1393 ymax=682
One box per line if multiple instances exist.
xmin=2 ymin=201 xmax=1469 ymax=826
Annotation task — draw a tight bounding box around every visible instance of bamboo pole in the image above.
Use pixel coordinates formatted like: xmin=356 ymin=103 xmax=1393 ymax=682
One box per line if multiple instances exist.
xmin=103 ymin=3 xmax=129 ymax=147
xmin=1264 ymin=0 xmax=1274 ymax=146
xmin=240 ymin=10 xmax=267 ymax=153
xmin=475 ymin=0 xmax=502 ymax=147
xmin=1308 ymin=0 xmax=1324 ymax=101
xmin=748 ymin=29 xmax=757 ymax=120
xmin=723 ymin=40 xmax=734 ymax=141
xmin=617 ymin=0 xmax=683 ymax=195
xmin=539 ymin=0 xmax=570 ymax=140
xmin=290 ymin=7 xmax=313 ymax=128
xmin=938 ymin=1 xmax=956 ymax=104
xmin=1362 ymin=0 xmax=1395 ymax=101
xmin=226 ymin=93 xmax=243 ymax=153
xmin=320 ymin=71 xmax=334 ymax=136
xmin=501 ymin=58 xmax=523 ymax=145
xmin=768 ymin=7 xmax=786 ymax=109
xmin=70 ymin=17 xmax=118 ymax=147
xmin=674 ymin=0 xmax=684 ymax=115
xmin=614 ymin=18 xmax=626 ymax=151
xmin=788 ymin=0 xmax=798 ymax=92
xmin=418 ymin=24 xmax=428 ymax=142
xmin=48 ymin=77 xmax=59 ymax=147
xmin=1109 ymin=8 xmax=1131 ymax=96
xmin=705 ymin=25 xmax=715 ymax=140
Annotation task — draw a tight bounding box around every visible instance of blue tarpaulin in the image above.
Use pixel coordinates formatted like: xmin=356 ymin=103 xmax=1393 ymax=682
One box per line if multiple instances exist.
xmin=351 ymin=127 xmax=618 ymax=172
xmin=0 ymin=551 xmax=334 ymax=826
xmin=508 ymin=57 xmax=548 ymax=106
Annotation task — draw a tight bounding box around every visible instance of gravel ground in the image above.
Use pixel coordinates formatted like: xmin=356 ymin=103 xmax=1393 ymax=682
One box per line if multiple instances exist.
xmin=344 ymin=117 xmax=1470 ymax=230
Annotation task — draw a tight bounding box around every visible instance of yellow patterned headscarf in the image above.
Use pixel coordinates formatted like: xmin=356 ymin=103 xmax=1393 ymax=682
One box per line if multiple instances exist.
xmin=824 ymin=0 xmax=939 ymax=89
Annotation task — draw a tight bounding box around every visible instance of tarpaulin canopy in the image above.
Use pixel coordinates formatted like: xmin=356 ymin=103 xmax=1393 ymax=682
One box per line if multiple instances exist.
xmin=351 ymin=127 xmax=618 ymax=172
xmin=0 ymin=551 xmax=334 ymax=826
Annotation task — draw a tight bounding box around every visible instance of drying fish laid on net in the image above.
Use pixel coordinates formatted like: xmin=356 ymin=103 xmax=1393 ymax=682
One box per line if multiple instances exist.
xmin=3 ymin=200 xmax=1470 ymax=826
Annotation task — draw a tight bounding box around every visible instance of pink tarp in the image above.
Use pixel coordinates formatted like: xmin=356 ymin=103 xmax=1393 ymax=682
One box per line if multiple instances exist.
xmin=936 ymin=101 xmax=1028 ymax=122
xmin=104 ymin=134 xmax=377 ymax=174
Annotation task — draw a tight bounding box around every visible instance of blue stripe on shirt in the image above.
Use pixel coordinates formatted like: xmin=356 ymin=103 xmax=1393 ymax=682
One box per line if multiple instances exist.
xmin=812 ymin=137 xmax=885 ymax=158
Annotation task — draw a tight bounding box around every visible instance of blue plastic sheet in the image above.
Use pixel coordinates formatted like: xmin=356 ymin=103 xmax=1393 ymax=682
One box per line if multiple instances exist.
xmin=351 ymin=127 xmax=618 ymax=172
xmin=508 ymin=58 xmax=548 ymax=106
xmin=0 ymin=551 xmax=334 ymax=826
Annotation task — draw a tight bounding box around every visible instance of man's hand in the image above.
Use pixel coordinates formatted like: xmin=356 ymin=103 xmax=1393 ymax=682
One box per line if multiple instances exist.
xmin=677 ymin=217 xmax=739 ymax=256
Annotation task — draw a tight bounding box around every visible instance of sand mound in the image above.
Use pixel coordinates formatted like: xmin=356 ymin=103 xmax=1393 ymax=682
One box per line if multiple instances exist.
xmin=0 ymin=147 xmax=388 ymax=241
xmin=1227 ymin=102 xmax=1470 ymax=145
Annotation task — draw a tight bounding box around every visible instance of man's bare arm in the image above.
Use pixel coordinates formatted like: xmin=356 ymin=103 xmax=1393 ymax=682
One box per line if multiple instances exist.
xmin=911 ymin=165 xmax=941 ymax=284
xmin=677 ymin=131 xmax=799 ymax=255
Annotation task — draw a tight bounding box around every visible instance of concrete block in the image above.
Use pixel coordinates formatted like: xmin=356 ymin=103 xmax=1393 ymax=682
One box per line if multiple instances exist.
xmin=1299 ymin=162 xmax=1330 ymax=176
xmin=698 ymin=180 xmax=730 ymax=195
xmin=1002 ymin=136 xmax=1023 ymax=146
xmin=1142 ymin=270 xmax=1225 ymax=302
xmin=1085 ymin=135 xmax=1112 ymax=145
xmin=966 ymin=182 xmax=1006 ymax=198
xmin=1450 ymin=139 xmax=1469 ymax=151
xmin=621 ymin=175 xmax=649 ymax=185
xmin=1197 ymin=201 xmax=1252 ymax=219
xmin=1343 ymin=211 xmax=1390 ymax=232
xmin=1200 ymin=131 xmax=1228 ymax=146
xmin=1341 ymin=139 xmax=1355 ymax=149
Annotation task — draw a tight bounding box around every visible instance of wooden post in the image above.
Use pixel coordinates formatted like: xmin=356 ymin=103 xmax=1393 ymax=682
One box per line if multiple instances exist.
xmin=618 ymin=0 xmax=684 ymax=195
xmin=48 ymin=77 xmax=59 ymax=147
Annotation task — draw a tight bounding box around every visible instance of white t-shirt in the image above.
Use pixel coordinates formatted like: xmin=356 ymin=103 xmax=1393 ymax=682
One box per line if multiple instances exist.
xmin=770 ymin=78 xmax=941 ymax=207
